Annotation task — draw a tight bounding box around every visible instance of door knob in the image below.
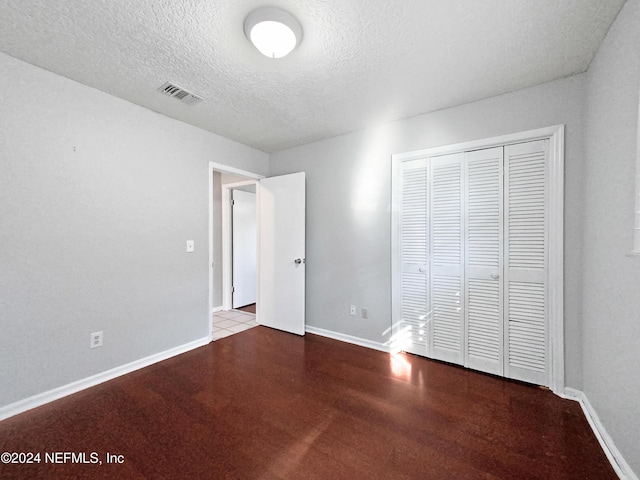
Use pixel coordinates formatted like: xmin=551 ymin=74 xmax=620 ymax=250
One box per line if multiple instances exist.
xmin=490 ymin=273 xmax=500 ymax=280
xmin=294 ymin=258 xmax=306 ymax=264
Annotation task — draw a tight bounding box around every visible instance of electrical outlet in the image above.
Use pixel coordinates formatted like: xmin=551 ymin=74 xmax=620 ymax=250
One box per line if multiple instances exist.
xmin=186 ymin=240 xmax=195 ymax=253
xmin=350 ymin=305 xmax=357 ymax=316
xmin=90 ymin=331 xmax=103 ymax=349
xmin=362 ymin=308 xmax=368 ymax=319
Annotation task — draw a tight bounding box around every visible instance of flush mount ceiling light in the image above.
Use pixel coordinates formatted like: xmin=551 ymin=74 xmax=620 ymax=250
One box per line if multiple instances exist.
xmin=244 ymin=7 xmax=302 ymax=59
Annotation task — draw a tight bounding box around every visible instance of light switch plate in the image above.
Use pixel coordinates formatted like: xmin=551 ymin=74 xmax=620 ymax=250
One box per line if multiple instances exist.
xmin=186 ymin=240 xmax=195 ymax=253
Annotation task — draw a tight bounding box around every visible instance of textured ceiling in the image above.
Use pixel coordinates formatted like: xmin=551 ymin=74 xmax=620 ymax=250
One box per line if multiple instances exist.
xmin=0 ymin=0 xmax=626 ymax=153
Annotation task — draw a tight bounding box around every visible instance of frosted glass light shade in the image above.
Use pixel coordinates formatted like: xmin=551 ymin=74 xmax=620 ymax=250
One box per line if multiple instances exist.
xmin=250 ymin=21 xmax=296 ymax=58
xmin=244 ymin=8 xmax=302 ymax=59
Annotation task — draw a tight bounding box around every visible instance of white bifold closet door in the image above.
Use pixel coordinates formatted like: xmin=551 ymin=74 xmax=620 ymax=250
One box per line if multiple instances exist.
xmin=429 ymin=152 xmax=465 ymax=365
xmin=398 ymin=157 xmax=429 ymax=357
xmin=503 ymin=140 xmax=549 ymax=385
xmin=428 ymin=147 xmax=505 ymax=373
xmin=464 ymin=147 xmax=504 ymax=376
xmin=397 ymin=139 xmax=549 ymax=386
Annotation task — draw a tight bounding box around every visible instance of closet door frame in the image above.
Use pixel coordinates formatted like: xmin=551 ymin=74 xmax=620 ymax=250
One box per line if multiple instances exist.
xmin=391 ymin=125 xmax=564 ymax=395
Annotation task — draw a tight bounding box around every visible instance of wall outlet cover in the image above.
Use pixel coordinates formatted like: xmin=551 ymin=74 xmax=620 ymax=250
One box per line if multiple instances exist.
xmin=90 ymin=331 xmax=103 ymax=349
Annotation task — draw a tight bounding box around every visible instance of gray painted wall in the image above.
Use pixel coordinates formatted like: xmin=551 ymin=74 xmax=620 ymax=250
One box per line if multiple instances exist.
xmin=583 ymin=0 xmax=640 ymax=474
xmin=0 ymin=52 xmax=268 ymax=407
xmin=270 ymin=74 xmax=586 ymax=389
xmin=4 ymin=10 xmax=639 ymax=473
xmin=212 ymin=171 xmax=223 ymax=308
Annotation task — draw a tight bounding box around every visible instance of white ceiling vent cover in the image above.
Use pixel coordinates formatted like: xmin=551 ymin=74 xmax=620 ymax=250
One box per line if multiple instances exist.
xmin=157 ymin=82 xmax=203 ymax=105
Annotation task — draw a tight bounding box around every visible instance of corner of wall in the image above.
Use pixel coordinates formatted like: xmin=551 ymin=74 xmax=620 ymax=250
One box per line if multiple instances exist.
xmin=562 ymin=388 xmax=639 ymax=480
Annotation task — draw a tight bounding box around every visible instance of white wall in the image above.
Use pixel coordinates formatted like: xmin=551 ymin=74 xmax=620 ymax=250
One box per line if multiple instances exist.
xmin=270 ymin=74 xmax=586 ymax=389
xmin=583 ymin=0 xmax=640 ymax=474
xmin=0 ymin=52 xmax=268 ymax=408
xmin=221 ymin=172 xmax=253 ymax=185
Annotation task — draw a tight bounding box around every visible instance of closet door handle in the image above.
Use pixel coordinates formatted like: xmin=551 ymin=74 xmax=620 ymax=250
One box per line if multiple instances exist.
xmin=490 ymin=273 xmax=500 ymax=280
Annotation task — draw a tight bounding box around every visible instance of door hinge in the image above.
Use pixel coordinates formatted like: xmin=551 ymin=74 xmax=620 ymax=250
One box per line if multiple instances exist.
xmin=232 ymin=286 xmax=235 ymax=293
xmin=231 ymin=199 xmax=235 ymax=206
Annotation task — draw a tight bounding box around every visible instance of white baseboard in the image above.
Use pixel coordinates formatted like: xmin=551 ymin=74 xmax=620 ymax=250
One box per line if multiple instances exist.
xmin=0 ymin=336 xmax=211 ymax=422
xmin=563 ymin=387 xmax=638 ymax=480
xmin=305 ymin=326 xmax=390 ymax=353
xmin=212 ymin=306 xmax=223 ymax=313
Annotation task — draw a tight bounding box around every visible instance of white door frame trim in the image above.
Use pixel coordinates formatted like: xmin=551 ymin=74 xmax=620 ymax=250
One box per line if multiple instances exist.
xmin=208 ymin=162 xmax=264 ymax=340
xmin=391 ymin=125 xmax=565 ymax=395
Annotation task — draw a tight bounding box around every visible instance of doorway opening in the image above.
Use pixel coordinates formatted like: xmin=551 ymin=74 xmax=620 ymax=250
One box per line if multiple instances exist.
xmin=208 ymin=163 xmax=307 ymax=340
xmin=224 ymin=178 xmax=258 ymax=312
xmin=209 ymin=163 xmax=263 ymax=340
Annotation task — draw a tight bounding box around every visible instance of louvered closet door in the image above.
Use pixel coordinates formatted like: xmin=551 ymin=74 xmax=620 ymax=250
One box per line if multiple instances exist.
xmin=398 ymin=158 xmax=429 ymax=356
xmin=429 ymin=153 xmax=464 ymax=365
xmin=504 ymin=140 xmax=549 ymax=385
xmin=464 ymin=147 xmax=504 ymax=376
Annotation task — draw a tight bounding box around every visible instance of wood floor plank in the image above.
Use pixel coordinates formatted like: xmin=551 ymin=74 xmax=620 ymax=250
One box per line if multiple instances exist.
xmin=0 ymin=327 xmax=617 ymax=479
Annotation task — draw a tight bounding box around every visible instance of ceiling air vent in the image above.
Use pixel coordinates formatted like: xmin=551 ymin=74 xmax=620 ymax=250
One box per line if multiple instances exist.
xmin=157 ymin=81 xmax=203 ymax=105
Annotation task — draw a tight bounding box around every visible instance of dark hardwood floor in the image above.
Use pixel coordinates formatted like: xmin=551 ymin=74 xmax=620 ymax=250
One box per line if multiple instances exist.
xmin=0 ymin=327 xmax=616 ymax=479
xmin=237 ymin=303 xmax=256 ymax=314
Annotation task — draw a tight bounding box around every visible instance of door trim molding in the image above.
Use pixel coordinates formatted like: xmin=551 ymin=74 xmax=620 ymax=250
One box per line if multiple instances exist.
xmin=391 ymin=125 xmax=565 ymax=395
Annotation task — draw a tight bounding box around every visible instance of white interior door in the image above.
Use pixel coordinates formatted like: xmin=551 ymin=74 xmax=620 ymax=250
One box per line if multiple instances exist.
xmin=257 ymin=172 xmax=306 ymax=336
xmin=231 ymin=189 xmax=257 ymax=308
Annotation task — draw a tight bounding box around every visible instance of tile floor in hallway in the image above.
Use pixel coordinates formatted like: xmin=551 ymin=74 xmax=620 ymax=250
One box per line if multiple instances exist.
xmin=212 ymin=309 xmax=257 ymax=340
